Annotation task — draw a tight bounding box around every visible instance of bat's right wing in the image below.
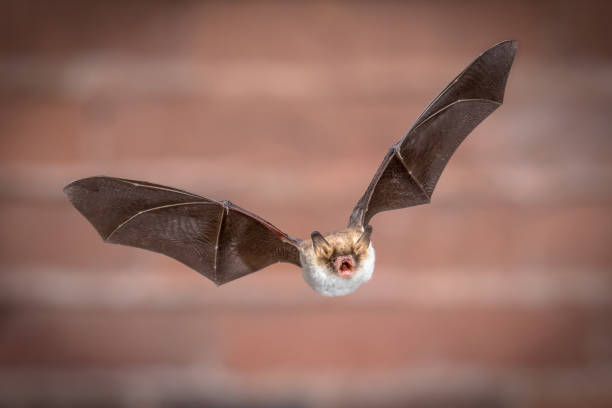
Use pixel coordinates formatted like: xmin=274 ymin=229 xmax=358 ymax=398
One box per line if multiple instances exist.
xmin=65 ymin=177 xmax=301 ymax=285
xmin=349 ymin=40 xmax=516 ymax=228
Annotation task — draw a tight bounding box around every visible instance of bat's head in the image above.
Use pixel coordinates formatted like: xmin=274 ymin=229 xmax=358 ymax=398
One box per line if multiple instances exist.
xmin=310 ymin=226 xmax=372 ymax=278
xmin=299 ymin=226 xmax=375 ymax=296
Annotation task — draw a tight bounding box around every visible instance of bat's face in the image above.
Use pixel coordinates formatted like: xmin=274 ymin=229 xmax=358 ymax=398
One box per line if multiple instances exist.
xmin=299 ymin=227 xmax=375 ymax=296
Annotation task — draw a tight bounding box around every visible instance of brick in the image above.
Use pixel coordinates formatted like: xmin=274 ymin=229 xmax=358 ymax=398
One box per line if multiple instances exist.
xmin=0 ymin=201 xmax=136 ymax=268
xmin=371 ymin=204 xmax=612 ymax=270
xmin=1 ymin=366 xmax=611 ymax=408
xmin=104 ymin=96 xmax=612 ymax=169
xmin=525 ymin=399 xmax=612 ymax=408
xmin=0 ymin=306 xmax=597 ymax=372
xmin=0 ymin=309 xmax=217 ymax=368
xmin=0 ymin=101 xmax=84 ymax=163
xmin=218 ymin=307 xmax=590 ymax=372
xmin=0 ymin=1 xmax=195 ymax=57
xmin=3 ymin=2 xmax=609 ymax=59
xmin=585 ymin=309 xmax=612 ymax=365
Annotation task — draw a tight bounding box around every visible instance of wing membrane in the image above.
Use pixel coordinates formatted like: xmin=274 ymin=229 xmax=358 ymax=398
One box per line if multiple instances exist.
xmin=349 ymin=41 xmax=516 ymax=227
xmin=65 ymin=176 xmax=301 ymax=285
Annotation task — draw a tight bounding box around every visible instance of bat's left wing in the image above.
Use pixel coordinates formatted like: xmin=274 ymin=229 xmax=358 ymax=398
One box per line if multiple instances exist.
xmin=65 ymin=176 xmax=301 ymax=285
xmin=349 ymin=40 xmax=516 ymax=228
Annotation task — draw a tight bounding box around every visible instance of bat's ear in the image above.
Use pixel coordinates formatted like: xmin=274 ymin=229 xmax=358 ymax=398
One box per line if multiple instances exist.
xmin=356 ymin=225 xmax=373 ymax=248
xmin=311 ymin=231 xmax=332 ymax=258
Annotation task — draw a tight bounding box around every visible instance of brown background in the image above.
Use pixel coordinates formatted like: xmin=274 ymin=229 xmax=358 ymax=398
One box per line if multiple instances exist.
xmin=1 ymin=1 xmax=611 ymax=407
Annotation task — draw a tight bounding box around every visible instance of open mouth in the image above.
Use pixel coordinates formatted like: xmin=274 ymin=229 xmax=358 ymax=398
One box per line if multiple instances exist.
xmin=334 ymin=255 xmax=354 ymax=278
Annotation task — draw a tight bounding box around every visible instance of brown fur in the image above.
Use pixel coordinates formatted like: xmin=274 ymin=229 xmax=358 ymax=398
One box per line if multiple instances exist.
xmin=301 ymin=227 xmax=371 ymax=270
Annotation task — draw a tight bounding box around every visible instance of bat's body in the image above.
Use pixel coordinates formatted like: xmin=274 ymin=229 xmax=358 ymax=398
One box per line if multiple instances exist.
xmin=65 ymin=41 xmax=516 ymax=297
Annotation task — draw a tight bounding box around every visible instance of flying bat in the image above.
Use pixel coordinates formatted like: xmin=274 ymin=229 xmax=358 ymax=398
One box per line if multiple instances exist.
xmin=65 ymin=40 xmax=516 ymax=296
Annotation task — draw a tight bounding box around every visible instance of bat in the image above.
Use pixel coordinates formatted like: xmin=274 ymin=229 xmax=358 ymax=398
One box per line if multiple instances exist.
xmin=65 ymin=40 xmax=516 ymax=297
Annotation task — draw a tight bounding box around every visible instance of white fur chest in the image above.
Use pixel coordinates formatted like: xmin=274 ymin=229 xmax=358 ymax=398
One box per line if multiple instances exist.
xmin=300 ymin=244 xmax=375 ymax=297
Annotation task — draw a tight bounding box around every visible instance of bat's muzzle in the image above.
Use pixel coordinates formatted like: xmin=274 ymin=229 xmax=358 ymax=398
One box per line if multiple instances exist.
xmin=334 ymin=255 xmax=354 ymax=278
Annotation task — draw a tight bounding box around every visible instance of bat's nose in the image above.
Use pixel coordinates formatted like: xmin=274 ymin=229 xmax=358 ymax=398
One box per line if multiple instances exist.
xmin=333 ymin=255 xmax=354 ymax=278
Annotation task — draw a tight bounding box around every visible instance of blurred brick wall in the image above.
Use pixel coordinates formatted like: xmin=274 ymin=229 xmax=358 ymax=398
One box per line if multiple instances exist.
xmin=1 ymin=1 xmax=611 ymax=407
